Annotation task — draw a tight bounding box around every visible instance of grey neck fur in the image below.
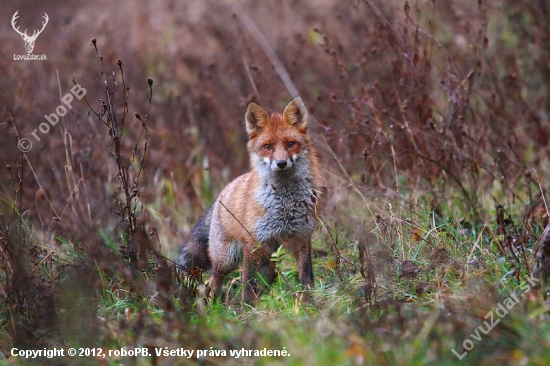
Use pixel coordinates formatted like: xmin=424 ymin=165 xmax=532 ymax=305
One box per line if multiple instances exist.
xmin=252 ymin=150 xmax=317 ymax=243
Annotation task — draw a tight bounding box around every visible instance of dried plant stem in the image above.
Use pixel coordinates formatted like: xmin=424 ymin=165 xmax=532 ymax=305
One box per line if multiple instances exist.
xmin=234 ymin=4 xmax=299 ymax=97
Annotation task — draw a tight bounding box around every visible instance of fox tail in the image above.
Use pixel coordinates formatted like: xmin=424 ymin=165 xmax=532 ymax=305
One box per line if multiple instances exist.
xmin=178 ymin=204 xmax=213 ymax=273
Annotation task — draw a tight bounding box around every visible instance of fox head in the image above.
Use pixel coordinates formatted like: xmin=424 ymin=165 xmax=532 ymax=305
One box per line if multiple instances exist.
xmin=245 ymin=97 xmax=311 ymax=177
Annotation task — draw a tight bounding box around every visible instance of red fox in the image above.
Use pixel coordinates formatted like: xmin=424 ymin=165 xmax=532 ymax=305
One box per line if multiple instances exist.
xmin=179 ymin=97 xmax=324 ymax=303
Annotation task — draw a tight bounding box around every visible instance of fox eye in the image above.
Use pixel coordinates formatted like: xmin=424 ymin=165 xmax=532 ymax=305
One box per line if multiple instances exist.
xmin=286 ymin=141 xmax=296 ymax=148
xmin=263 ymin=144 xmax=272 ymax=150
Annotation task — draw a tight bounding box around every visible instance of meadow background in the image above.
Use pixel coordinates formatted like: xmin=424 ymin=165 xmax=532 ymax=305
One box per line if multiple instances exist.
xmin=1 ymin=0 xmax=550 ymax=364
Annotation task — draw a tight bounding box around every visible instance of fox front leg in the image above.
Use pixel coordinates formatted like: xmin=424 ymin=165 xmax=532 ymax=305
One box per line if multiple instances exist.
xmin=241 ymin=245 xmax=277 ymax=304
xmin=285 ymin=235 xmax=314 ymax=290
xmin=292 ymin=241 xmax=314 ymax=304
xmin=209 ymin=272 xmax=224 ymax=300
xmin=242 ymin=246 xmax=260 ymax=304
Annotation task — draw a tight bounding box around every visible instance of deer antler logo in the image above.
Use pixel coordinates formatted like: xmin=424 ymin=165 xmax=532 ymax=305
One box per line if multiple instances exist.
xmin=12 ymin=11 xmax=49 ymax=54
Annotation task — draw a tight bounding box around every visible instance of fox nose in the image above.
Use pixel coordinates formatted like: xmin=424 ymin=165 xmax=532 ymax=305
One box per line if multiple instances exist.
xmin=276 ymin=160 xmax=287 ymax=169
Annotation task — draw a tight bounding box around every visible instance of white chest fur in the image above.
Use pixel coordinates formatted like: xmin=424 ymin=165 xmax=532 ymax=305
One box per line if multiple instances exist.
xmin=253 ymin=156 xmax=317 ymax=243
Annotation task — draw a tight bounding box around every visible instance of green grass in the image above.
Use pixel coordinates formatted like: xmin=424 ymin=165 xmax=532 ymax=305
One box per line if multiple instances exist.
xmin=3 ymin=171 xmax=550 ymax=366
xmin=75 ymin=191 xmax=549 ymax=365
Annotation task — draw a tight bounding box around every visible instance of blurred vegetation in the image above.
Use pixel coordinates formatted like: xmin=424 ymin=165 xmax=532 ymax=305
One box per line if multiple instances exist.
xmin=1 ymin=0 xmax=550 ymax=364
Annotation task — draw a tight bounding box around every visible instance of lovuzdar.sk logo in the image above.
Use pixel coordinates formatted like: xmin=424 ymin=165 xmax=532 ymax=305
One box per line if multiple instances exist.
xmin=12 ymin=10 xmax=48 ymax=60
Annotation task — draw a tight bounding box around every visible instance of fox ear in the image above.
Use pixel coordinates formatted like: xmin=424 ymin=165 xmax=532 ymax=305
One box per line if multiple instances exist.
xmin=245 ymin=102 xmax=269 ymax=138
xmin=283 ymin=96 xmax=308 ymax=131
